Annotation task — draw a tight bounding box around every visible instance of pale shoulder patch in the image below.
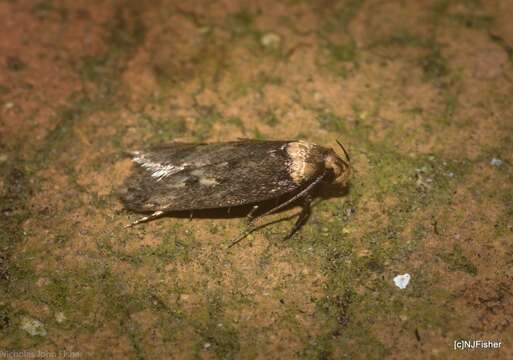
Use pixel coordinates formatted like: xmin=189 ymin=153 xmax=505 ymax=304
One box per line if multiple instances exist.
xmin=285 ymin=141 xmax=318 ymax=184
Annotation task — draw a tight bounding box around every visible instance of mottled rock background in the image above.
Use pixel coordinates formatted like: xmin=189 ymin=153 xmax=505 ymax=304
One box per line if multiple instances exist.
xmin=1 ymin=0 xmax=512 ymax=359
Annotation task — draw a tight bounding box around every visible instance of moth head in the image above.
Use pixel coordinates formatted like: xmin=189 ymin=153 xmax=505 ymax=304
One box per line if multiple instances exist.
xmin=324 ymin=140 xmax=351 ymax=186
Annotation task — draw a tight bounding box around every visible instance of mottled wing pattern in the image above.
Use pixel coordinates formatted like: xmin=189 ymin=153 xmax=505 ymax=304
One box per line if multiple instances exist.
xmin=119 ymin=141 xmax=301 ymax=212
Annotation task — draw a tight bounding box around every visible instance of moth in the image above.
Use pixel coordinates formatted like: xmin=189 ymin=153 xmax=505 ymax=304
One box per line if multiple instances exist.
xmin=119 ymin=140 xmax=351 ymax=246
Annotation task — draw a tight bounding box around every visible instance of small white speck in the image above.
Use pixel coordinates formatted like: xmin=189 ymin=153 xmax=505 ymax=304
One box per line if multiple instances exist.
xmin=393 ymin=273 xmax=411 ymax=289
xmin=490 ymin=158 xmax=503 ymax=167
xmin=203 ymin=342 xmax=211 ymax=349
xmin=260 ymin=33 xmax=281 ymax=49
xmin=4 ymin=102 xmax=14 ymax=110
xmin=447 ymin=172 xmax=454 ymax=178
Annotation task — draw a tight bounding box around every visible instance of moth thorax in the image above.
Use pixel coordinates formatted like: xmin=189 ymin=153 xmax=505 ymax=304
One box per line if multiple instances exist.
xmin=286 ymin=141 xmax=321 ymax=184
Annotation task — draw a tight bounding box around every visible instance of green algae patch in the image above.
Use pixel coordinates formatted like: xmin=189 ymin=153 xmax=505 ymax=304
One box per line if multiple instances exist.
xmin=439 ymin=245 xmax=478 ymax=276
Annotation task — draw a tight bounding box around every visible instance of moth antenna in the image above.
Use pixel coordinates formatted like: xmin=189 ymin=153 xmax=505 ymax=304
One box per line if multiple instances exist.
xmin=336 ymin=140 xmax=350 ymax=163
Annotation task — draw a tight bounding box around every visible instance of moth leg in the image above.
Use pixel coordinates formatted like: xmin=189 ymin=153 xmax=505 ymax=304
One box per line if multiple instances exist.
xmin=228 ymin=206 xmax=261 ymax=248
xmin=124 ymin=210 xmax=164 ymax=228
xmin=247 ymin=205 xmax=259 ymax=223
xmin=228 ymin=223 xmax=258 ymax=249
xmin=228 ymin=173 xmax=326 ymax=248
xmin=285 ymin=194 xmax=312 ymax=240
xmin=259 ymin=171 xmax=326 ymax=218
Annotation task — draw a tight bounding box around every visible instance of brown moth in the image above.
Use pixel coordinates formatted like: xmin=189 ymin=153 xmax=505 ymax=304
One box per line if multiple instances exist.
xmin=119 ymin=139 xmax=351 ymax=246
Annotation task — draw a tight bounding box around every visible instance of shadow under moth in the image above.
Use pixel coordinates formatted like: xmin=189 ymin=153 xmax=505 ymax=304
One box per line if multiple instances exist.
xmin=119 ymin=139 xmax=351 ymax=246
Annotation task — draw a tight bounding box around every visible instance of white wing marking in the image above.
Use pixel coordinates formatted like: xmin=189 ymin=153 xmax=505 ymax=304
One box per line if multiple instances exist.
xmin=132 ymin=152 xmax=186 ymax=182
